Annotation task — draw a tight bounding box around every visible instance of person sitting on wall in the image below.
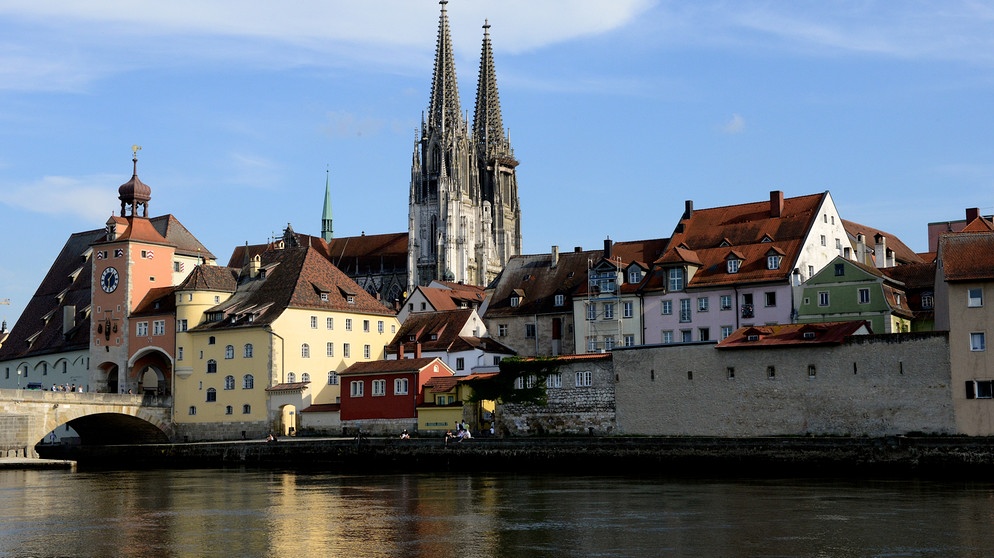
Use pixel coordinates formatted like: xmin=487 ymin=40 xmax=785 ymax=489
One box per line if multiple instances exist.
xmin=444 ymin=430 xmax=455 ymax=446
xmin=400 ymin=429 xmax=410 ymax=439
xmin=457 ymin=428 xmax=472 ymax=442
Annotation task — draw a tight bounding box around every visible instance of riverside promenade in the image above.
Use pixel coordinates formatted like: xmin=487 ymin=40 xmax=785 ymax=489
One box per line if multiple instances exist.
xmin=37 ymin=435 xmax=994 ymax=476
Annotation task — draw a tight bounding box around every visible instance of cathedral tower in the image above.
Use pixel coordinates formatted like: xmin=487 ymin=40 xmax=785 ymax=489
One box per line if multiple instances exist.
xmin=408 ymin=1 xmax=521 ymax=291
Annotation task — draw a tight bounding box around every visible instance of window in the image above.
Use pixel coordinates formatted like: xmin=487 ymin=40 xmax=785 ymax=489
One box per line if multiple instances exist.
xmin=662 ymin=300 xmax=673 ymax=315
xmin=575 ymin=370 xmax=592 ymax=387
xmin=514 ymin=377 xmax=525 ymax=390
xmin=224 ymin=375 xmax=235 ymax=390
xmin=836 ymin=238 xmax=842 ymax=249
xmin=378 ymin=320 xmax=384 ymax=333
xmin=554 ymin=294 xmax=565 ymax=307
xmin=301 ymin=343 xmax=310 ymax=358
xmin=966 ymin=380 xmax=994 ymax=399
xmin=604 ymin=303 xmax=615 ymax=319
xmin=206 ymin=388 xmax=216 ymax=402
xmin=301 ymin=373 xmax=311 ymax=383
xmin=395 ymin=378 xmax=409 ymax=395
xmin=345 ymin=318 xmax=353 ymax=331
xmin=456 ymin=358 xmax=465 ymax=371
xmin=326 ymin=317 xmax=334 ymax=330
xmin=189 ymin=406 xmax=196 ymax=416
xmin=350 ymin=380 xmax=364 ymax=397
xmin=347 ymin=296 xmax=355 ymax=304
xmin=320 ymin=293 xmax=328 ymax=302
xmin=586 ymin=337 xmax=597 ymax=352
xmin=207 ymin=359 xmax=217 ymax=374
xmin=629 ymin=269 xmax=642 ymax=284
xmin=697 ymin=297 xmax=709 ymax=312
xmin=727 ymin=367 xmax=735 ymax=380
xmin=808 ymin=365 xmax=817 ymax=378
xmin=214 ymin=296 xmax=220 ymax=304
xmin=208 ymin=336 xmax=216 ymax=345
xmin=922 ymin=293 xmax=934 ymax=310
xmin=328 ymin=371 xmax=338 ymax=385
xmin=363 ymin=345 xmax=371 ymax=359
xmin=662 ymin=331 xmax=674 ymax=344
xmin=225 ymin=345 xmax=234 ymax=359
xmin=136 ymin=322 xmax=149 ymax=336
xmin=177 ymin=319 xmax=188 ymax=332
xmin=858 ymin=288 xmax=871 ymax=304
xmin=243 ymin=344 xmax=253 ymax=358
xmin=698 ymin=328 xmax=710 ymax=341
xmin=587 ymin=303 xmax=597 ymax=321
xmin=343 ymin=343 xmax=351 ymax=358
xmin=971 ymin=332 xmax=986 ymax=352
xmin=153 ymin=320 xmax=165 ymax=336
xmin=720 ymin=326 xmax=733 ymax=340
xmin=765 ymin=292 xmax=776 ymax=307
xmin=820 ymin=235 xmax=826 ymax=246
xmin=326 ymin=342 xmax=334 ymax=357
xmin=767 ymin=255 xmax=782 ymax=270
xmin=679 ymin=299 xmax=691 ymax=322
xmin=243 ymin=374 xmax=254 ymax=389
xmin=767 ymin=366 xmax=776 ymax=379
xmin=498 ymin=324 xmax=507 ymax=337
xmin=623 ymin=301 xmax=633 ymax=318
xmin=818 ymin=291 xmax=830 ymax=306
xmin=493 ymin=356 xmax=502 ymax=365
xmin=510 ymin=296 xmax=520 ymax=307
xmin=681 ymin=330 xmax=692 ymax=343
xmin=287 ymin=372 xmax=296 ymax=383
xmin=968 ymin=288 xmax=983 ymax=308
xmin=310 ymin=316 xmax=317 ymax=329
xmin=363 ymin=320 xmax=370 ymax=332
xmin=604 ymin=336 xmax=615 ymax=350
xmin=243 ymin=404 xmax=252 ymax=414
xmin=624 ymin=334 xmax=635 ymax=347
xmin=547 ymin=373 xmax=562 ymax=389
xmin=668 ymin=268 xmax=684 ymax=291
xmin=525 ymin=324 xmax=536 ymax=338
xmin=726 ymin=259 xmax=740 ymax=274
xmin=372 ymin=380 xmax=385 ymax=396
xmin=834 ymin=263 xmax=845 ymax=276
xmin=178 ymin=347 xmax=184 ymax=361
xmin=720 ymin=295 xmax=732 ymax=310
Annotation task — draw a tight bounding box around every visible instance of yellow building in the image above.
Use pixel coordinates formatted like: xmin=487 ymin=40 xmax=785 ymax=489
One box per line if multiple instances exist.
xmin=172 ymin=234 xmax=398 ymax=441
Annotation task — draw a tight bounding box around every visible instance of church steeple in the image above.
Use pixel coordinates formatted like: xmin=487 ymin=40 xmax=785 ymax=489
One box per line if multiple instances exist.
xmin=321 ymin=168 xmax=334 ymax=242
xmin=472 ymin=19 xmax=507 ymax=161
xmin=118 ymin=145 xmax=151 ymax=218
xmin=427 ymin=0 xmax=463 ymax=136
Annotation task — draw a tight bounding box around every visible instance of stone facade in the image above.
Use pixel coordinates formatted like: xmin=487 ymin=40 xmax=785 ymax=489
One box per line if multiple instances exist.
xmin=613 ymin=333 xmax=954 ymax=437
xmin=498 ymin=356 xmax=615 ymax=436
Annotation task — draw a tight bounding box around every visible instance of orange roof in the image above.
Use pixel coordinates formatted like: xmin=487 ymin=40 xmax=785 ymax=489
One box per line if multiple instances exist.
xmin=939 ymin=231 xmax=994 ymax=282
xmin=339 ymin=357 xmax=451 ymax=376
xmin=716 ymin=321 xmax=870 ymax=349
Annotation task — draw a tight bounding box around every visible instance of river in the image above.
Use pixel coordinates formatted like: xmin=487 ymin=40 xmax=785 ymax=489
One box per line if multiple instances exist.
xmin=2 ymin=468 xmax=993 ymax=557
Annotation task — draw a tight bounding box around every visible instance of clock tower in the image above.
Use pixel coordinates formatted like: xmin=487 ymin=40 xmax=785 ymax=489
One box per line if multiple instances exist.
xmin=89 ymin=151 xmax=177 ymax=393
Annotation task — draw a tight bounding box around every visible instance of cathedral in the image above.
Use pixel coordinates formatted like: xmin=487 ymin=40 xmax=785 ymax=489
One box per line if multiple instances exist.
xmin=406 ymin=1 xmax=522 ymax=291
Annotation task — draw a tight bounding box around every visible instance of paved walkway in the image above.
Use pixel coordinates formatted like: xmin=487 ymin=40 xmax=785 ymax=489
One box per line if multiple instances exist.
xmin=0 ymin=457 xmax=75 ymax=470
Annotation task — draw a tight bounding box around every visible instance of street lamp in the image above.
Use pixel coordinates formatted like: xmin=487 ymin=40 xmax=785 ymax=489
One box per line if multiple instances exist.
xmin=17 ymin=368 xmax=22 ymax=389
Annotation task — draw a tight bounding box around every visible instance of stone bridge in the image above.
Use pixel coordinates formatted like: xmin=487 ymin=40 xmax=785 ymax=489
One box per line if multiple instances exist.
xmin=0 ymin=389 xmax=173 ymax=458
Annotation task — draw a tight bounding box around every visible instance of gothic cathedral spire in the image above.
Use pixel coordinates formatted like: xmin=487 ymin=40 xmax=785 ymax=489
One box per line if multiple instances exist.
xmin=408 ymin=3 xmax=522 ymax=292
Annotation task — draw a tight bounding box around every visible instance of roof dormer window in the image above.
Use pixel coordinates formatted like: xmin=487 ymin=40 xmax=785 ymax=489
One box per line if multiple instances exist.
xmin=727 ymin=259 xmax=741 ymax=274
xmin=510 ymin=296 xmax=520 ymax=307
xmin=767 ymin=255 xmax=782 ymax=270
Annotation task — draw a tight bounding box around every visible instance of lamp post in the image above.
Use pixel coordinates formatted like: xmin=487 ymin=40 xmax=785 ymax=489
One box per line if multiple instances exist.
xmin=17 ymin=368 xmax=21 ymax=389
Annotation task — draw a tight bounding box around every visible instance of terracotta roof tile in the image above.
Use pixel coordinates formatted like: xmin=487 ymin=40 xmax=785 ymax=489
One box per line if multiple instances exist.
xmin=939 ymin=230 xmax=994 ymax=282
xmin=339 ymin=357 xmax=449 ymax=376
xmin=716 ymin=321 xmax=871 ymax=349
xmin=485 ymin=249 xmax=599 ymax=317
xmin=843 ymin=219 xmax=923 ymax=265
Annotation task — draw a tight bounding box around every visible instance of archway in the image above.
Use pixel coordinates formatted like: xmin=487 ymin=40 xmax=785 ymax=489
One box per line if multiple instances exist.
xmin=279 ymin=404 xmax=298 ymax=437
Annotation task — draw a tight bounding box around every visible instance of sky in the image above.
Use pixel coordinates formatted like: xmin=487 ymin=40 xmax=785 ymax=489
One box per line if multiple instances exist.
xmin=1 ymin=0 xmax=993 ymax=325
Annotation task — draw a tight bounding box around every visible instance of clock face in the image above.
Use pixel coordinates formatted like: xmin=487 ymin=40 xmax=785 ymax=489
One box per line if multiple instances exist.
xmin=100 ymin=266 xmax=120 ymax=293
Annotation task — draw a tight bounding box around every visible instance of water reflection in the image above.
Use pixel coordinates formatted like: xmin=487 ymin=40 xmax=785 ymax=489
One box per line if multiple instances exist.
xmin=1 ymin=470 xmax=994 ymax=557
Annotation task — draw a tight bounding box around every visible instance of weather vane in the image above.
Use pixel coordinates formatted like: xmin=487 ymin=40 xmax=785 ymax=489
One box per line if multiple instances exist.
xmin=132 ymin=144 xmax=142 ymax=160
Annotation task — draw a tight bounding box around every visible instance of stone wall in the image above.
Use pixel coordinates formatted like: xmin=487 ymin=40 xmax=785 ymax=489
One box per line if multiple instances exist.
xmin=499 ymin=360 xmax=615 ymax=436
xmin=173 ymin=420 xmax=271 ymax=443
xmin=613 ymin=333 xmax=954 ymax=437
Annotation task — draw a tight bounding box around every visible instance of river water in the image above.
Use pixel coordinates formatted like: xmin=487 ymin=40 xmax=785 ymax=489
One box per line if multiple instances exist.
xmin=2 ymin=468 xmax=993 ymax=558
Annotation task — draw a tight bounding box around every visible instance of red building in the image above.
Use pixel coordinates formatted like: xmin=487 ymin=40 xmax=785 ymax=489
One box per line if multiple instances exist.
xmin=339 ymin=357 xmax=454 ymax=435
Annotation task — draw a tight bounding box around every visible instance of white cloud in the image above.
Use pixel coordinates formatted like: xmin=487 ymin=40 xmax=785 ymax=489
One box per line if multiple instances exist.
xmin=0 ymin=175 xmax=119 ymax=221
xmin=722 ymin=114 xmax=745 ymax=134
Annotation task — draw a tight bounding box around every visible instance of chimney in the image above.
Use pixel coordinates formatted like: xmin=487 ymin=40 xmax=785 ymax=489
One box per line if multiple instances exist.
xmin=770 ymin=190 xmax=784 ymax=218
xmin=551 ymin=245 xmax=559 ymax=268
xmin=856 ymin=233 xmax=866 ymax=264
xmin=62 ymin=305 xmax=76 ymax=335
xmin=967 ymin=207 xmax=980 ymax=222
xmin=683 ymin=200 xmax=694 ymax=220
xmin=398 ymin=343 xmax=405 ymax=359
xmin=415 ymin=342 xmax=422 ymax=359
xmin=887 ymin=249 xmax=895 ymax=267
xmin=874 ymin=233 xmax=887 ymax=268
xmin=603 ymin=238 xmax=613 ymax=259
xmin=250 ymin=254 xmax=261 ymax=278
xmin=574 ymin=246 xmax=582 ymax=253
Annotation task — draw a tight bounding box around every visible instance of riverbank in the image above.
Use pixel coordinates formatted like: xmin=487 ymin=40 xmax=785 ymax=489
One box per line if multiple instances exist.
xmin=35 ymin=435 xmax=994 ymax=476
xmin=0 ymin=457 xmax=75 ymax=471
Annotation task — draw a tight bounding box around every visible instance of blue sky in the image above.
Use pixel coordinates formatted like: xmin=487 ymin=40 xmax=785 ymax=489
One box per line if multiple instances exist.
xmin=2 ymin=1 xmax=993 ymax=324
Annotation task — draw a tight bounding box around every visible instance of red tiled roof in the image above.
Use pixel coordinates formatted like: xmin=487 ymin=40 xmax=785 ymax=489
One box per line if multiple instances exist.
xmin=939 ymin=231 xmax=994 ymax=282
xmin=339 ymin=357 xmax=450 ymax=376
xmin=485 ymin=249 xmax=600 ymax=317
xmin=178 ymin=265 xmax=238 ymax=292
xmin=716 ymin=321 xmax=871 ymax=349
xmin=265 ymin=381 xmax=310 ymax=392
xmin=843 ymin=219 xmax=924 ymax=266
xmin=131 ymin=286 xmax=178 ymax=316
xmin=649 ymin=192 xmax=826 ymax=290
xmin=301 ymin=403 xmax=341 ymax=413
xmin=424 ymin=376 xmax=459 ymax=392
xmin=388 ymin=309 xmax=515 ymax=356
